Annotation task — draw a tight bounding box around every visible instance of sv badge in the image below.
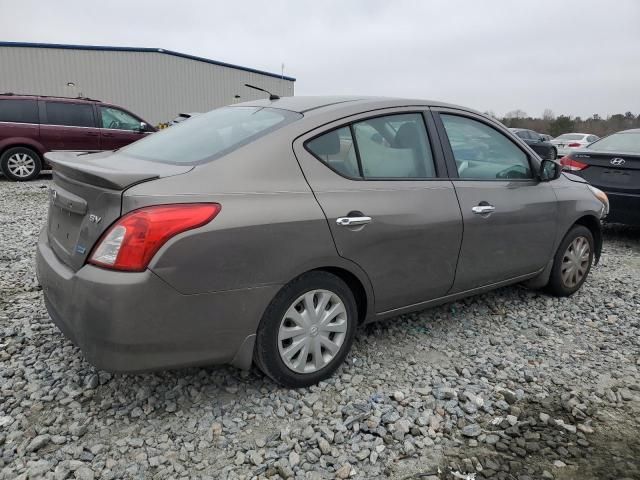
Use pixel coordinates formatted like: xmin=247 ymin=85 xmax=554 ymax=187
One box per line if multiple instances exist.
xmin=89 ymin=214 xmax=102 ymax=224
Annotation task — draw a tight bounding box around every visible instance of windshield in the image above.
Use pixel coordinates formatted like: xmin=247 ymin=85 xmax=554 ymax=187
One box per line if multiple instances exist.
xmin=122 ymin=106 xmax=301 ymax=164
xmin=587 ymin=132 xmax=640 ymax=154
xmin=556 ymin=134 xmax=585 ymax=141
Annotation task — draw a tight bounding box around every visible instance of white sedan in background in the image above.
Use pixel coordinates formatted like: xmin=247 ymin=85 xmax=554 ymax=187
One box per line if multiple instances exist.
xmin=552 ymin=133 xmax=599 ymax=158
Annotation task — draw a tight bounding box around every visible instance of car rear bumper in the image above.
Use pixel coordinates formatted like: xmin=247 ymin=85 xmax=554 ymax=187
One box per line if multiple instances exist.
xmin=604 ymin=191 xmax=640 ymax=225
xmin=36 ymin=228 xmax=279 ymax=372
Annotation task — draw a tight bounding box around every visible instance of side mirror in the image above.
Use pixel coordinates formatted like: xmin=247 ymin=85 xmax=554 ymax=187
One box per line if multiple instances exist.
xmin=540 ymin=159 xmax=561 ymax=181
xmin=137 ymin=122 xmax=148 ymax=133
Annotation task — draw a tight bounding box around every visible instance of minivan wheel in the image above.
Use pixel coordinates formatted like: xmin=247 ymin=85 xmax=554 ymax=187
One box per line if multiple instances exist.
xmin=1 ymin=147 xmax=42 ymax=181
xmin=546 ymin=225 xmax=594 ymax=297
xmin=254 ymin=271 xmax=357 ymax=388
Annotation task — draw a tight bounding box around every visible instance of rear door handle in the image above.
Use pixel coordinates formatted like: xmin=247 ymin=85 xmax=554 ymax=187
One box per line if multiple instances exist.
xmin=336 ymin=216 xmax=372 ymax=226
xmin=472 ymin=205 xmax=495 ymax=214
xmin=85 ymin=132 xmax=99 ymax=137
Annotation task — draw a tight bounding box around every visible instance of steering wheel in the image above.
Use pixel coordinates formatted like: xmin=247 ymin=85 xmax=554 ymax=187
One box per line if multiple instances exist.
xmin=109 ymin=120 xmax=121 ymax=129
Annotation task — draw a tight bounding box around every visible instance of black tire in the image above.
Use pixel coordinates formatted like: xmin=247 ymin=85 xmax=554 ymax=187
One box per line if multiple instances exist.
xmin=546 ymin=225 xmax=594 ymax=297
xmin=254 ymin=271 xmax=358 ymax=388
xmin=0 ymin=146 xmax=42 ymax=181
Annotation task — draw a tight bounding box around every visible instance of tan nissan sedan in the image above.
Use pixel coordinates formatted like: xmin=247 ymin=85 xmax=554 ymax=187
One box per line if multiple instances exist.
xmin=36 ymin=96 xmax=608 ymax=387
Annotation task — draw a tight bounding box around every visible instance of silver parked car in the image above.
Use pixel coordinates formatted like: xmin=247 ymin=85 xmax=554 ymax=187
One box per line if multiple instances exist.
xmin=36 ymin=97 xmax=609 ymax=387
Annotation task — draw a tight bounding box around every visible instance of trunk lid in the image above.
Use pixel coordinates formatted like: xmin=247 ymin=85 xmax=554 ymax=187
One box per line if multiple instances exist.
xmin=571 ymin=150 xmax=640 ymax=194
xmin=45 ymin=151 xmax=193 ymax=271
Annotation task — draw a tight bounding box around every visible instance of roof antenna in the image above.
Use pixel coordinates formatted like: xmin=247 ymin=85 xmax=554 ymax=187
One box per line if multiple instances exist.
xmin=245 ymin=83 xmax=279 ymax=101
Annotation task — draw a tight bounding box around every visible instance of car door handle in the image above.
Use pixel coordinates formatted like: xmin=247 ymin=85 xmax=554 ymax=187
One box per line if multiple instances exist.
xmin=336 ymin=216 xmax=372 ymax=226
xmin=85 ymin=132 xmax=99 ymax=137
xmin=472 ymin=205 xmax=495 ymax=214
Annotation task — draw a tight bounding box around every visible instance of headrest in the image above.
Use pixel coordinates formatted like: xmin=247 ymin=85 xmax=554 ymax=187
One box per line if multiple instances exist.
xmin=394 ymin=122 xmax=420 ymax=148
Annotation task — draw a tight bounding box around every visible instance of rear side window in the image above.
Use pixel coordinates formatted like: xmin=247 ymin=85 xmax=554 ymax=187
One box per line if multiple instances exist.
xmin=354 ymin=114 xmax=435 ymax=178
xmin=45 ymin=102 xmax=95 ymax=127
xmin=0 ymin=99 xmax=39 ymax=123
xmin=441 ymin=114 xmax=532 ymax=180
xmin=514 ymin=130 xmax=528 ymax=139
xmin=122 ymin=106 xmax=301 ymax=164
xmin=306 ymin=113 xmax=437 ymax=179
xmin=306 ymin=127 xmax=359 ymax=177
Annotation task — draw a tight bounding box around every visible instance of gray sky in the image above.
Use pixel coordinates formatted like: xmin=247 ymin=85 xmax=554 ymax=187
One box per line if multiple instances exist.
xmin=2 ymin=0 xmax=639 ymax=118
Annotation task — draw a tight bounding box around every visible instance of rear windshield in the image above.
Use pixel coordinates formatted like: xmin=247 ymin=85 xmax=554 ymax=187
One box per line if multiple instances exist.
xmin=587 ymin=132 xmax=640 ymax=154
xmin=122 ymin=106 xmax=301 ymax=164
xmin=556 ymin=134 xmax=585 ymax=140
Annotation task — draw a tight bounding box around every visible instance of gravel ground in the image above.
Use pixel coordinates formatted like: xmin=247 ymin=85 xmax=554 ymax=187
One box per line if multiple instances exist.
xmin=1 ymin=176 xmax=639 ymax=480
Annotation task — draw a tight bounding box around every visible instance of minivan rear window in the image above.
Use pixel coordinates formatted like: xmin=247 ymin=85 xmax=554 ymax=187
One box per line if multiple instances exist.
xmin=121 ymin=106 xmax=302 ymax=164
xmin=0 ymin=99 xmax=39 ymax=124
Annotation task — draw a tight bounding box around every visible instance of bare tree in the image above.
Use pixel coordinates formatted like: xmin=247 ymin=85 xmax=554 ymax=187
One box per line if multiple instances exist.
xmin=542 ymin=109 xmax=555 ymax=121
xmin=504 ymin=109 xmax=527 ymax=119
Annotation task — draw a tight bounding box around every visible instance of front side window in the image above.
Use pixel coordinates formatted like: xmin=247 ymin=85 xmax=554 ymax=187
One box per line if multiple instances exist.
xmin=45 ymin=102 xmax=95 ymax=127
xmin=122 ymin=106 xmax=301 ymax=164
xmin=0 ymin=99 xmax=39 ymax=123
xmin=100 ymin=106 xmax=141 ymax=131
xmin=441 ymin=114 xmax=532 ymax=180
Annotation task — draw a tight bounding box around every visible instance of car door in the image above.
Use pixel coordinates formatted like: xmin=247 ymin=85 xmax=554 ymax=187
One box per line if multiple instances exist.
xmin=433 ymin=110 xmax=558 ymax=292
xmin=293 ymin=109 xmax=463 ymax=314
xmin=39 ymin=101 xmax=100 ymax=151
xmin=98 ymin=105 xmax=151 ymax=150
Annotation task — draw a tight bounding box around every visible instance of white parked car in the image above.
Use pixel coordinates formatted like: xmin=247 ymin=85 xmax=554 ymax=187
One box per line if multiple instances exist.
xmin=552 ymin=133 xmax=599 ymax=158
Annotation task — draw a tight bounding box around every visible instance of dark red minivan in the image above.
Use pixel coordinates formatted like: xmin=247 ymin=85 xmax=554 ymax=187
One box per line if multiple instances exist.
xmin=0 ymin=94 xmax=156 ymax=181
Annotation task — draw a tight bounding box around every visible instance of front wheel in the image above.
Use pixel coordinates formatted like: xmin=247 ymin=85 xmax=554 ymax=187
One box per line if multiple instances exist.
xmin=546 ymin=225 xmax=594 ymax=296
xmin=254 ymin=271 xmax=357 ymax=387
xmin=1 ymin=147 xmax=42 ymax=181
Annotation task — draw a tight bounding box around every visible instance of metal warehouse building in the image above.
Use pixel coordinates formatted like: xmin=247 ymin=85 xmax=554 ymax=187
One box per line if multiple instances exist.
xmin=0 ymin=41 xmax=295 ymax=125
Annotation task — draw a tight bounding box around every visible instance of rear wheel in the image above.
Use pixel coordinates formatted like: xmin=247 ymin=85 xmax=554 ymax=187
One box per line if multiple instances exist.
xmin=254 ymin=271 xmax=357 ymax=387
xmin=1 ymin=147 xmax=42 ymax=181
xmin=546 ymin=225 xmax=594 ymax=296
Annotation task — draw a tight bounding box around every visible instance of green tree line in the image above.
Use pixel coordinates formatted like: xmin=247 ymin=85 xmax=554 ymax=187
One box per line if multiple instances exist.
xmin=491 ymin=110 xmax=640 ymax=138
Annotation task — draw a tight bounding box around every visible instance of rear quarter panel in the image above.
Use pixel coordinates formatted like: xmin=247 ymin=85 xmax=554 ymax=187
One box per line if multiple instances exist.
xmin=0 ymin=124 xmax=44 ymax=156
xmin=122 ymin=134 xmax=374 ymax=304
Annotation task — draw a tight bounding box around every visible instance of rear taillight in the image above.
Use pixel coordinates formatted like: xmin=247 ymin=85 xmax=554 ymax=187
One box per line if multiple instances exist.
xmin=559 ymin=156 xmax=589 ymax=171
xmin=568 ymin=142 xmax=582 ymax=147
xmin=88 ymin=203 xmax=221 ymax=272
